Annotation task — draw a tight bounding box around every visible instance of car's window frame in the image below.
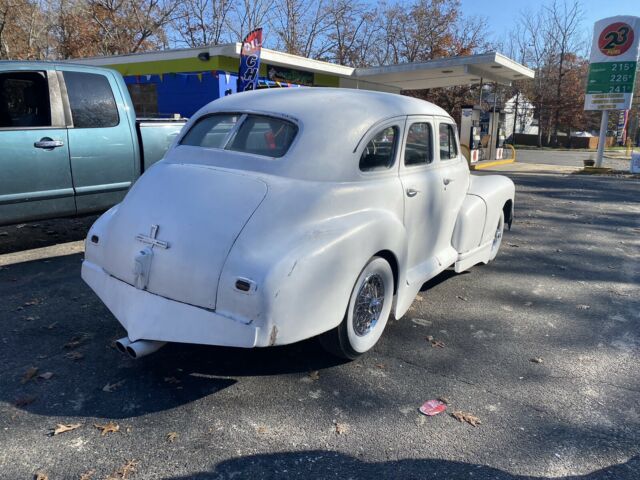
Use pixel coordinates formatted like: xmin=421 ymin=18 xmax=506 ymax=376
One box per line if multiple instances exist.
xmin=355 ymin=117 xmax=404 ymax=177
xmin=0 ymin=69 xmax=66 ymax=131
xmin=438 ymin=120 xmax=460 ymax=162
xmin=62 ymin=70 xmax=120 ymax=129
xmin=179 ymin=112 xmax=298 ymax=159
xmin=399 ymin=115 xmax=438 ymax=173
xmin=403 ymin=120 xmax=435 ymax=168
xmin=358 ymin=125 xmax=401 ymax=173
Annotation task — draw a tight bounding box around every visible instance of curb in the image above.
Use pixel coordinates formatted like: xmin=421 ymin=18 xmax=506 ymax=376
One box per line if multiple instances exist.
xmin=471 ymin=159 xmax=515 ymax=170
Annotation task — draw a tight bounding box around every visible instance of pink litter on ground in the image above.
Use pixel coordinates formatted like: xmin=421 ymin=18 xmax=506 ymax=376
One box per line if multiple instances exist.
xmin=419 ymin=399 xmax=447 ymax=416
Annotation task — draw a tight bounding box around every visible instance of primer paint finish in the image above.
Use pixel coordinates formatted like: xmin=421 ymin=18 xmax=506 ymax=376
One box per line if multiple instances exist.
xmin=82 ymin=88 xmax=515 ymax=350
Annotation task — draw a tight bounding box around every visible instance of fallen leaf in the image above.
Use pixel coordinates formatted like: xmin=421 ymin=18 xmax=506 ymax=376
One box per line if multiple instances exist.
xmin=34 ymin=472 xmax=48 ymax=480
xmin=530 ymin=357 xmax=543 ymax=364
xmin=375 ymin=364 xmax=385 ymax=369
xmin=21 ymin=366 xmax=39 ymax=384
xmin=102 ymin=380 xmax=125 ymax=392
xmin=64 ymin=351 xmax=84 ymax=361
xmin=38 ymin=372 xmax=54 ymax=380
xmin=51 ymin=423 xmax=82 ymax=435
xmin=14 ymin=395 xmax=37 ymax=407
xmin=451 ymin=411 xmax=481 ymax=427
xmin=437 ymin=396 xmax=450 ymax=405
xmin=64 ymin=334 xmax=87 ymax=349
xmin=256 ymin=426 xmax=268 ymax=434
xmin=163 ymin=376 xmax=181 ymax=384
xmin=166 ymin=431 xmax=178 ymax=442
xmin=427 ymin=338 xmax=445 ymax=348
xmin=308 ymin=370 xmax=320 ymax=381
xmin=334 ymin=422 xmax=348 ymax=434
xmin=94 ymin=422 xmax=119 ymax=436
xmin=106 ymin=460 xmax=138 ymax=480
xmin=79 ymin=470 xmax=95 ymax=480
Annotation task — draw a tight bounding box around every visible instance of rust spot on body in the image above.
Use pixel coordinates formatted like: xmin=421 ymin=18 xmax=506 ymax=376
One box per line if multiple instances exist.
xmin=269 ymin=325 xmax=278 ymax=346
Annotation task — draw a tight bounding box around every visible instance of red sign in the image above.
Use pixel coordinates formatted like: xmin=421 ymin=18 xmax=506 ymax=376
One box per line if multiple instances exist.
xmin=598 ymin=22 xmax=635 ymax=56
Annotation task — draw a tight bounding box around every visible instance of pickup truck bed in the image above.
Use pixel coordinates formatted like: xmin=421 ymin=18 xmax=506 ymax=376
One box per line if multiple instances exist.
xmin=0 ymin=62 xmax=186 ymax=226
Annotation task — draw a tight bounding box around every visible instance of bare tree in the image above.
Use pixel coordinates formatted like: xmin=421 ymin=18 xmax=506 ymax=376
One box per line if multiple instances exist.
xmin=227 ymin=0 xmax=273 ymax=42
xmin=171 ymin=0 xmax=232 ymax=47
xmin=272 ymin=0 xmax=331 ymax=58
xmin=89 ymin=0 xmax=178 ymax=55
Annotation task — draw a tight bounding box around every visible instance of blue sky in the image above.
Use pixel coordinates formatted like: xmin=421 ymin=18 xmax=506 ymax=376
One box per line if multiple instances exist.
xmin=460 ymin=0 xmax=639 ymax=41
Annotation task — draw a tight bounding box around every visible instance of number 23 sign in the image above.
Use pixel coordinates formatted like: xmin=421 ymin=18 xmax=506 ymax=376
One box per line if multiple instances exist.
xmin=599 ymin=22 xmax=635 ymax=57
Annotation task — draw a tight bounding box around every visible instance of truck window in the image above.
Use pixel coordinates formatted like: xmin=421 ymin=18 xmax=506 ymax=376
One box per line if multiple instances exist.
xmin=63 ymin=71 xmax=119 ymax=128
xmin=0 ymin=71 xmax=52 ymax=128
xmin=404 ymin=122 xmax=433 ymax=166
xmin=439 ymin=123 xmax=458 ymax=160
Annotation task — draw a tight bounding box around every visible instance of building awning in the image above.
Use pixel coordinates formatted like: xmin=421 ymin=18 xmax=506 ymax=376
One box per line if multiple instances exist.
xmin=353 ymin=52 xmax=534 ymax=90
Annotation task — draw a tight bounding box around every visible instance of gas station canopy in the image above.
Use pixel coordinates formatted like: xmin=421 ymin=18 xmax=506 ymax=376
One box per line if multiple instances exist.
xmin=353 ymin=52 xmax=535 ymax=90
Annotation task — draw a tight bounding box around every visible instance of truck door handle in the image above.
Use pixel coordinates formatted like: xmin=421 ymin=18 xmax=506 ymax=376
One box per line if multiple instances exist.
xmin=406 ymin=188 xmax=419 ymax=197
xmin=34 ymin=138 xmax=64 ymax=150
xmin=443 ymin=178 xmax=454 ymax=185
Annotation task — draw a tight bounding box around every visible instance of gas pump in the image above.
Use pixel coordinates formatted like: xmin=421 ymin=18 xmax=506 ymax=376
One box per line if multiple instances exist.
xmin=495 ymin=123 xmax=506 ymax=160
xmin=460 ymin=106 xmax=482 ymax=164
xmin=487 ymin=109 xmax=506 ymax=161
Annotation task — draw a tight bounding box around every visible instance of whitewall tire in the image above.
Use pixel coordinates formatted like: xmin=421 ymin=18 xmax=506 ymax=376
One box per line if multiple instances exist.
xmin=320 ymin=256 xmax=394 ymax=359
xmin=488 ymin=211 xmax=505 ymax=261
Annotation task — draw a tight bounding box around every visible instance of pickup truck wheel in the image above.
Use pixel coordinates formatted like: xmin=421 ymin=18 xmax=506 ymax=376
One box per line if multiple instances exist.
xmin=319 ymin=257 xmax=394 ymax=360
xmin=488 ymin=211 xmax=505 ymax=261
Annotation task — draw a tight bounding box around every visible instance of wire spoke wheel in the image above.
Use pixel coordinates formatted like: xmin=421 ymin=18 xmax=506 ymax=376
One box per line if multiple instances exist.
xmin=353 ymin=274 xmax=385 ymax=336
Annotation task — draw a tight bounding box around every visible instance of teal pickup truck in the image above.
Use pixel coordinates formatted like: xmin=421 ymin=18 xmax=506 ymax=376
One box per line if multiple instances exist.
xmin=0 ymin=62 xmax=186 ymax=226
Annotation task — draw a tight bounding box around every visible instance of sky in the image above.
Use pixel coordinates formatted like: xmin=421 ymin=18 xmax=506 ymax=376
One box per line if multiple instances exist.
xmin=460 ymin=0 xmax=639 ymax=43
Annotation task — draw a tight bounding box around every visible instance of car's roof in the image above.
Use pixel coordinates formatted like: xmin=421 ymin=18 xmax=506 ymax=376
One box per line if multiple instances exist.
xmin=170 ymin=87 xmax=454 ymax=182
xmin=201 ymin=87 xmax=450 ymax=122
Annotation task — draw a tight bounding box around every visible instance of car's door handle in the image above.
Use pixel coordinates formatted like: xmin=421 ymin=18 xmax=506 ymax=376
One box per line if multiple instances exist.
xmin=34 ymin=138 xmax=64 ymax=150
xmin=443 ymin=178 xmax=454 ymax=185
xmin=406 ymin=188 xmax=419 ymax=197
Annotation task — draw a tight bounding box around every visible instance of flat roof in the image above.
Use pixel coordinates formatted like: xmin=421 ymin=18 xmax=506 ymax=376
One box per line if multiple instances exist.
xmin=354 ymin=52 xmax=535 ymax=89
xmin=73 ymin=45 xmax=534 ymax=89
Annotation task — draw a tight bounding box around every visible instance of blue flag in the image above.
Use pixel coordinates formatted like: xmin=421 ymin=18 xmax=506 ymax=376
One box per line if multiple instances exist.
xmin=238 ymin=28 xmax=263 ymax=92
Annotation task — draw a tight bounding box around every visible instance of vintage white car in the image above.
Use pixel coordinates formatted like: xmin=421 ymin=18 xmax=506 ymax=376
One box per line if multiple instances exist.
xmin=82 ymin=88 xmax=514 ymax=360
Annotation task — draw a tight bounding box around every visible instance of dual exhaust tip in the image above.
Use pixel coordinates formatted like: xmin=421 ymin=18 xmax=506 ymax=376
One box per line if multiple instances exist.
xmin=115 ymin=337 xmax=166 ymax=359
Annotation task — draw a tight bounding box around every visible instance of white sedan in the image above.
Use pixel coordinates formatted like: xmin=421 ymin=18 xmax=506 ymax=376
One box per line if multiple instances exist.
xmin=82 ymin=88 xmax=514 ymax=360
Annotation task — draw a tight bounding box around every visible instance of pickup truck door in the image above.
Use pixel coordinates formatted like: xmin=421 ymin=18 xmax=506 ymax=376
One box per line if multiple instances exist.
xmin=0 ymin=69 xmax=75 ymax=226
xmin=399 ymin=116 xmax=447 ymax=285
xmin=57 ymin=68 xmax=136 ymax=214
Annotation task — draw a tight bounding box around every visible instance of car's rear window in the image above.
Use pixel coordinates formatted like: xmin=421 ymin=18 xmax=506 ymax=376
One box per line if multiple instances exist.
xmin=180 ymin=113 xmax=297 ymax=158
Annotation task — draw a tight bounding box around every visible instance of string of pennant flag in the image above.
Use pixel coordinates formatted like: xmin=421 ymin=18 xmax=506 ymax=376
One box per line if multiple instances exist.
xmin=124 ymin=70 xmax=301 ymax=88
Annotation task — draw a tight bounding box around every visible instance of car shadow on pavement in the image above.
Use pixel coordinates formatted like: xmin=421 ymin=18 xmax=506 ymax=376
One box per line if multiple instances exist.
xmin=162 ymin=451 xmax=640 ymax=480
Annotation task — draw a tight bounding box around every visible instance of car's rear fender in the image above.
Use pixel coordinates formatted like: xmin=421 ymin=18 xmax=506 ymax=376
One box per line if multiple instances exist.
xmin=216 ymin=209 xmax=407 ymax=347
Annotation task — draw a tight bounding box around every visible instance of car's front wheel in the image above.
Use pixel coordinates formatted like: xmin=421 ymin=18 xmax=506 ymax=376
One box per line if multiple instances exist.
xmin=320 ymin=256 xmax=394 ymax=359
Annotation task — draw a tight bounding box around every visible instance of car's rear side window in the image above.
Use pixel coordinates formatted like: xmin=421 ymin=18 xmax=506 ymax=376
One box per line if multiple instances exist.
xmin=359 ymin=126 xmax=398 ymax=172
xmin=180 ymin=113 xmax=297 ymax=158
xmin=63 ymin=71 xmax=119 ymax=128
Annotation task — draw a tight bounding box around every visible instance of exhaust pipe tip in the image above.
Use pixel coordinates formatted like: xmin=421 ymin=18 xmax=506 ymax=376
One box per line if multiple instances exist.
xmin=115 ymin=337 xmax=132 ymax=354
xmin=125 ymin=339 xmax=167 ymax=359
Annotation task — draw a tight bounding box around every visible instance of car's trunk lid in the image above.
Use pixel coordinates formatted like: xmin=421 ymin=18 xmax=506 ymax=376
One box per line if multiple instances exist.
xmin=101 ymin=162 xmax=267 ymax=309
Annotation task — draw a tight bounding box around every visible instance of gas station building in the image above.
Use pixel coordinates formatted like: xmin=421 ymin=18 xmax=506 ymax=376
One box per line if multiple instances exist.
xmin=76 ymin=43 xmax=534 ymax=165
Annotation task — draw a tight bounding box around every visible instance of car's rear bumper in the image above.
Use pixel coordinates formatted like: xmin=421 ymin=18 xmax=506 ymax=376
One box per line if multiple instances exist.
xmin=81 ymin=260 xmax=258 ymax=348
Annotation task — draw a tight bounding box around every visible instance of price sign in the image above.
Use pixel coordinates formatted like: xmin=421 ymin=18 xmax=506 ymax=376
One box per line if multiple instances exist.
xmin=585 ymin=16 xmax=640 ymax=111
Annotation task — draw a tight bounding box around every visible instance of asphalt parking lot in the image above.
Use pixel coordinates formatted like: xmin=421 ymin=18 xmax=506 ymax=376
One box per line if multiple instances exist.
xmin=1 ymin=170 xmax=638 ymax=479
